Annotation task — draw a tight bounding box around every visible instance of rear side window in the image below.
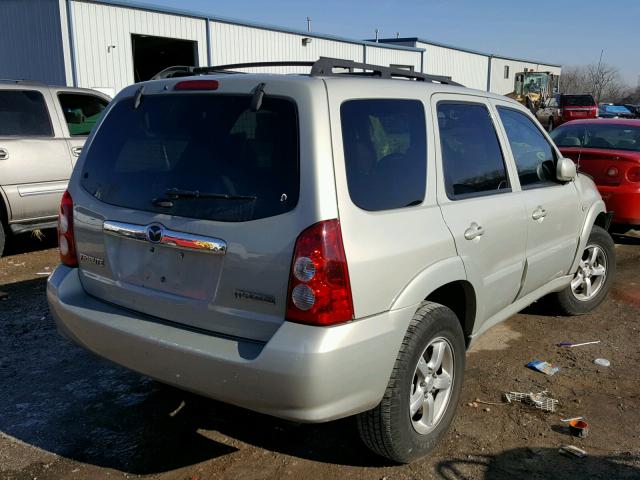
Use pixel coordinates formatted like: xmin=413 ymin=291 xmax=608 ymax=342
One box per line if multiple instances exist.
xmin=341 ymin=99 xmax=426 ymax=211
xmin=0 ymin=90 xmax=53 ymax=137
xmin=58 ymin=93 xmax=108 ymax=136
xmin=497 ymin=107 xmax=557 ymax=188
xmin=81 ymin=94 xmax=299 ymax=222
xmin=437 ymin=102 xmax=509 ymax=199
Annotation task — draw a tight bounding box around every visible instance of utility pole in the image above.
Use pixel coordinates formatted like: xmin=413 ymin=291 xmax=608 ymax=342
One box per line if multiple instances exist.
xmin=306 ymin=16 xmax=311 ymax=32
xmin=374 ymin=28 xmax=379 ymax=42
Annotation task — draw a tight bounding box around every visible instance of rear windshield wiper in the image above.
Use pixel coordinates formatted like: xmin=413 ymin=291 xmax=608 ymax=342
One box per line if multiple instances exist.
xmin=164 ymin=187 xmax=257 ymax=201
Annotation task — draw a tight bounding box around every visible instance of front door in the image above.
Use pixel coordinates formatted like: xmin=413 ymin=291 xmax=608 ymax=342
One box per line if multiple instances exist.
xmin=432 ymin=94 xmax=528 ymax=324
xmin=492 ymin=99 xmax=581 ymax=298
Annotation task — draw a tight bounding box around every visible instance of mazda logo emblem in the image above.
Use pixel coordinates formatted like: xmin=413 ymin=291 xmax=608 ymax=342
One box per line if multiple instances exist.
xmin=146 ymin=224 xmax=164 ymax=244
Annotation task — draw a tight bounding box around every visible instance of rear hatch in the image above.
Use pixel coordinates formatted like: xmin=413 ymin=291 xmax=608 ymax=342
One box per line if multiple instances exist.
xmin=560 ymin=147 xmax=639 ymax=187
xmin=71 ymin=77 xmax=328 ymax=342
xmin=560 ymin=95 xmax=597 ymax=122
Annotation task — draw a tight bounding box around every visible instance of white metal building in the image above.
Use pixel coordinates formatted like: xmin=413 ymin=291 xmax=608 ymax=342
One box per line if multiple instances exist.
xmin=377 ymin=37 xmax=562 ymax=95
xmin=0 ymin=0 xmax=560 ymax=97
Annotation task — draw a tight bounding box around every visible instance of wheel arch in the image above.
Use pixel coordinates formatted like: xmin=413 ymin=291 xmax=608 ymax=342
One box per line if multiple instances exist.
xmin=570 ymin=200 xmax=607 ymax=274
xmin=390 ymin=257 xmax=477 ymax=347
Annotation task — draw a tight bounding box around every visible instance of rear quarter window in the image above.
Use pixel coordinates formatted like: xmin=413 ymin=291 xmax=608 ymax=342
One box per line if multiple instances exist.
xmin=340 ymin=99 xmax=427 ymax=211
xmin=0 ymin=90 xmax=53 ymax=137
xmin=81 ymin=94 xmax=299 ymax=222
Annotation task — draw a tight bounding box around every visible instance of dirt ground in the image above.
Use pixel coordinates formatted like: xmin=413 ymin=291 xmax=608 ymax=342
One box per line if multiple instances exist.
xmin=1 ymin=229 xmax=639 ymax=480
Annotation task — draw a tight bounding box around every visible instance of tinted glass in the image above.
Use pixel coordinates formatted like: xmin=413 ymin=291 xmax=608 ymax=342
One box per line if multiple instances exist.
xmin=603 ymin=105 xmax=632 ymax=114
xmin=437 ymin=102 xmax=509 ymax=198
xmin=497 ymin=107 xmax=557 ymax=188
xmin=561 ymin=95 xmax=596 ymax=107
xmin=58 ymin=93 xmax=108 ymax=136
xmin=341 ymin=99 xmax=426 ymax=211
xmin=0 ymin=90 xmax=53 ymax=136
xmin=551 ymin=123 xmax=640 ymax=152
xmin=81 ymin=94 xmax=299 ymax=222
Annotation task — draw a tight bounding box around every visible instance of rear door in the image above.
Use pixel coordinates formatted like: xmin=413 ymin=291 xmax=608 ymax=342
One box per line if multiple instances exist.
xmin=71 ymin=77 xmax=330 ymax=342
xmin=51 ymin=90 xmax=110 ymax=164
xmin=432 ymin=94 xmax=528 ymax=323
xmin=0 ymin=87 xmax=72 ymax=222
xmin=492 ymin=99 xmax=581 ymax=298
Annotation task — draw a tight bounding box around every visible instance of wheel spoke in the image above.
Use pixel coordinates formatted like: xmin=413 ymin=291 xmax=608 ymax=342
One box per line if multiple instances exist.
xmin=423 ymin=393 xmax=435 ymax=426
xmin=427 ymin=342 xmax=445 ymax=372
xmin=588 ymin=247 xmax=600 ymax=267
xmin=433 ymin=371 xmax=452 ymax=391
xmin=584 ymin=276 xmax=593 ymax=297
xmin=591 ymin=265 xmax=606 ymax=277
xmin=416 ymin=356 xmax=429 ymax=379
xmin=410 ymin=386 xmax=425 ymax=417
xmin=571 ymin=275 xmax=583 ymax=291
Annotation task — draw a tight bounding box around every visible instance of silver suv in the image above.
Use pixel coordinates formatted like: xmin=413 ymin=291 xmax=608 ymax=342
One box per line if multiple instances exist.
xmin=47 ymin=59 xmax=615 ymax=463
xmin=0 ymin=80 xmax=110 ymax=255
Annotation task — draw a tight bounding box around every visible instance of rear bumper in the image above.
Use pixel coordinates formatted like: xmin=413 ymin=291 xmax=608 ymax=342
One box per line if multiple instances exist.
xmin=597 ymin=186 xmax=640 ymax=226
xmin=47 ymin=265 xmax=416 ymax=423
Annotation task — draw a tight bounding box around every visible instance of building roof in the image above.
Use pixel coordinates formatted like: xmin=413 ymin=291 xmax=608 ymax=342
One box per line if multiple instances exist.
xmin=374 ymin=37 xmax=562 ymax=68
xmin=78 ymin=0 xmax=425 ymax=53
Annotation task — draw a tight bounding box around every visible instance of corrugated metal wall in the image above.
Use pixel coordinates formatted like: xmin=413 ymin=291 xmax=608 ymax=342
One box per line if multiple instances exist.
xmin=0 ymin=0 xmax=66 ymax=85
xmin=210 ymin=21 xmax=363 ymax=73
xmin=418 ymin=42 xmax=489 ymax=91
xmin=490 ymin=57 xmax=562 ymax=95
xmin=364 ymin=45 xmax=421 ymax=72
xmin=69 ymin=0 xmax=208 ymax=93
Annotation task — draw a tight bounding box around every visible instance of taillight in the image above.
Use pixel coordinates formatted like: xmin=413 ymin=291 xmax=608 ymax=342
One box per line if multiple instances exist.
xmin=58 ymin=190 xmax=78 ymax=267
xmin=627 ymin=166 xmax=640 ymax=183
xmin=285 ymin=219 xmax=354 ymax=326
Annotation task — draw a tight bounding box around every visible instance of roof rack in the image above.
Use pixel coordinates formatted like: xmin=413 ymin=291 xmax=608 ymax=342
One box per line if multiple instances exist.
xmin=0 ymin=79 xmax=47 ymax=86
xmin=152 ymin=57 xmax=461 ymax=85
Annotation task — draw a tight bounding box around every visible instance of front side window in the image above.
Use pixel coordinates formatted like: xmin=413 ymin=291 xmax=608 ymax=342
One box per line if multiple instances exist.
xmin=437 ymin=102 xmax=509 ymax=199
xmin=58 ymin=93 xmax=109 ymax=136
xmin=81 ymin=94 xmax=299 ymax=222
xmin=0 ymin=90 xmax=53 ymax=137
xmin=341 ymin=99 xmax=426 ymax=211
xmin=497 ymin=107 xmax=557 ymax=188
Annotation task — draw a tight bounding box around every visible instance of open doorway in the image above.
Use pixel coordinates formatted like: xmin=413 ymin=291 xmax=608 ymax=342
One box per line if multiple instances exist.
xmin=131 ymin=34 xmax=198 ymax=82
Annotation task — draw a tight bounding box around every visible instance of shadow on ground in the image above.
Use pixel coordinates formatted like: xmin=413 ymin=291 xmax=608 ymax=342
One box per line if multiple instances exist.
xmin=437 ymin=448 xmax=640 ymax=480
xmin=3 ymin=228 xmax=58 ymax=256
xmin=0 ymin=277 xmax=382 ymax=476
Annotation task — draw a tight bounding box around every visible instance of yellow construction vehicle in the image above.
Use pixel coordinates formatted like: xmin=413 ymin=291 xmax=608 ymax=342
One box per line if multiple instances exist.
xmin=507 ymin=71 xmax=558 ymax=112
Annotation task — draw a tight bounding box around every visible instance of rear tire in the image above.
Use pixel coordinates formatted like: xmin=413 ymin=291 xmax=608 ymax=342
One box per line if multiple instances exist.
xmin=549 ymin=225 xmax=615 ymax=315
xmin=357 ymin=301 xmax=465 ymax=464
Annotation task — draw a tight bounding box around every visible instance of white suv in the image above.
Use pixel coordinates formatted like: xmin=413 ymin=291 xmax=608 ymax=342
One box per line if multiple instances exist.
xmin=47 ymin=58 xmax=614 ymax=463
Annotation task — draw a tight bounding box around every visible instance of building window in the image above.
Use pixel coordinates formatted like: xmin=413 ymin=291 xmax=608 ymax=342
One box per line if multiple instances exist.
xmin=504 ymin=66 xmax=510 ymax=79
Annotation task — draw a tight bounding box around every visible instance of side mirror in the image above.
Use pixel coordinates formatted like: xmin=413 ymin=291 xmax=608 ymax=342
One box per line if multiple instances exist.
xmin=557 ymin=157 xmax=577 ymax=182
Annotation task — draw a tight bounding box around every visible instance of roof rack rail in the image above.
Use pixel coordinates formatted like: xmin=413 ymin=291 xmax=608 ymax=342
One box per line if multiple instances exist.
xmin=152 ymin=57 xmax=462 ymax=85
xmin=0 ymin=79 xmax=47 ymax=86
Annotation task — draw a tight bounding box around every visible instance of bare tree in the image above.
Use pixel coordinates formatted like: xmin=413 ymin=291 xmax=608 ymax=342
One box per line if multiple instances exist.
xmin=560 ymin=63 xmax=627 ymax=102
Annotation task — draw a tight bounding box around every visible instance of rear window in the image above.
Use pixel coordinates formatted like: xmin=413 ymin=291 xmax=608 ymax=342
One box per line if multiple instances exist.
xmin=561 ymin=95 xmax=595 ymax=107
xmin=551 ymin=123 xmax=640 ymax=152
xmin=340 ymin=99 xmax=426 ymax=211
xmin=0 ymin=90 xmax=53 ymax=137
xmin=81 ymin=94 xmax=299 ymax=222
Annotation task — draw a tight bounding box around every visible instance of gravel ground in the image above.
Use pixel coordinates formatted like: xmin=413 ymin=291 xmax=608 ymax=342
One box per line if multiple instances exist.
xmin=0 ymin=229 xmax=639 ymax=480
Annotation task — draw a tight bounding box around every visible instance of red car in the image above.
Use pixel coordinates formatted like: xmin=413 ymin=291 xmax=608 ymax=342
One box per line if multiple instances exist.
xmin=550 ymin=119 xmax=640 ymax=230
xmin=537 ymin=94 xmax=598 ymax=131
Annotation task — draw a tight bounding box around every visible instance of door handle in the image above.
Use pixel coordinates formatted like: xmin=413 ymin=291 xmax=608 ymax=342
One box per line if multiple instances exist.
xmin=532 ymin=207 xmax=547 ymax=221
xmin=0 ymin=148 xmax=8 ymax=160
xmin=71 ymin=146 xmax=83 ymax=157
xmin=464 ymin=222 xmax=485 ymax=241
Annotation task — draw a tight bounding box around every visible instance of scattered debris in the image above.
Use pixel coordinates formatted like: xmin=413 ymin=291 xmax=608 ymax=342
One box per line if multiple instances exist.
xmin=559 ymin=445 xmax=587 ymax=458
xmin=569 ymin=419 xmax=589 ymax=438
xmin=594 ymin=358 xmax=611 ymax=367
xmin=483 ymin=407 xmax=491 ymax=412
xmin=474 ymin=398 xmax=504 ymax=406
xmin=35 ymin=272 xmax=51 ymax=276
xmin=504 ymin=391 xmax=558 ymax=412
xmin=558 ymin=340 xmax=601 ymax=348
xmin=169 ymin=400 xmax=186 ymax=417
xmin=526 ymin=360 xmax=560 ymax=376
xmin=467 ymin=401 xmax=479 ymax=408
xmin=561 ymin=416 xmax=583 ymax=422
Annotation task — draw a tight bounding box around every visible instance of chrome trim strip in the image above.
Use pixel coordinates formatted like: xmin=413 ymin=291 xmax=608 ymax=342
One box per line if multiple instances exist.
xmin=18 ymin=188 xmax=67 ymax=197
xmin=103 ymin=220 xmax=227 ymax=255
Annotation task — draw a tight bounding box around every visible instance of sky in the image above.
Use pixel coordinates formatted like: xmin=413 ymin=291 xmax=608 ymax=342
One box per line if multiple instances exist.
xmin=133 ymin=0 xmax=638 ymax=86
